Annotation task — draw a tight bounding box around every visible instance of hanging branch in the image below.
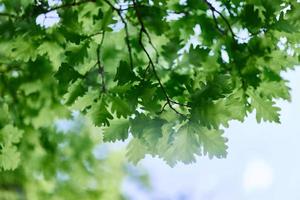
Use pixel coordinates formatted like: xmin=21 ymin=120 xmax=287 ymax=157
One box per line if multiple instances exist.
xmin=132 ymin=0 xmax=187 ymax=116
xmin=142 ymin=61 xmax=151 ymax=79
xmin=96 ymin=32 xmax=107 ymax=93
xmin=131 ymin=2 xmax=159 ymax=64
xmin=87 ymin=31 xmax=104 ymax=38
xmin=0 ymin=13 xmax=17 ymax=18
xmin=103 ymin=0 xmax=134 ymax=69
xmin=203 ymin=0 xmax=236 ymax=39
xmin=203 ymin=1 xmax=251 ymax=107
xmin=211 ymin=10 xmax=226 ymax=35
xmin=46 ymin=0 xmax=96 ymax=13
xmin=1 ymin=0 xmax=96 ymax=19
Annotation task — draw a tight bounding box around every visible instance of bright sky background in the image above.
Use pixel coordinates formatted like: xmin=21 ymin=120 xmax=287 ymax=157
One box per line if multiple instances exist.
xmin=122 ymin=68 xmax=300 ymax=200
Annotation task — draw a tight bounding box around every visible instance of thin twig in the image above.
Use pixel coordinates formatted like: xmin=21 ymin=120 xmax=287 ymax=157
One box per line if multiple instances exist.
xmin=103 ymin=0 xmax=134 ymax=69
xmin=158 ymin=101 xmax=168 ymax=114
xmin=203 ymin=0 xmax=236 ymax=39
xmin=1 ymin=0 xmax=96 ymax=19
xmin=169 ymin=100 xmax=189 ymax=107
xmin=133 ymin=0 xmax=186 ymax=117
xmin=212 ymin=11 xmax=225 ymax=35
xmin=96 ymin=32 xmax=106 ymax=93
xmin=87 ymin=31 xmax=104 ymax=38
xmin=0 ymin=13 xmax=17 ymax=18
xmin=142 ymin=61 xmax=151 ymax=79
xmin=143 ymin=29 xmax=160 ymax=64
xmin=46 ymin=0 xmax=96 ymax=13
xmin=119 ymin=6 xmax=135 ymax=11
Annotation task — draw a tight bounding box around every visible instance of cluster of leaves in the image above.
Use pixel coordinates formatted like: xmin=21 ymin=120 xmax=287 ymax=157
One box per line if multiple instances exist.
xmin=0 ymin=0 xmax=300 ymax=173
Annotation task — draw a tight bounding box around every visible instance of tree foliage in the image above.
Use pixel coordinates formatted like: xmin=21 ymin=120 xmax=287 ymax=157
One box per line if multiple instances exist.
xmin=0 ymin=0 xmax=300 ymax=177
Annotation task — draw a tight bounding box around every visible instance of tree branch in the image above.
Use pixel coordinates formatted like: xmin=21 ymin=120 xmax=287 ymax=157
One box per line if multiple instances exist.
xmin=1 ymin=0 xmax=96 ymax=19
xmin=87 ymin=31 xmax=104 ymax=38
xmin=211 ymin=11 xmax=226 ymax=35
xmin=132 ymin=3 xmax=159 ymax=63
xmin=0 ymin=13 xmax=17 ymax=18
xmin=103 ymin=0 xmax=134 ymax=70
xmin=96 ymin=32 xmax=107 ymax=93
xmin=132 ymin=0 xmax=186 ymax=117
xmin=142 ymin=61 xmax=151 ymax=79
xmin=46 ymin=0 xmax=96 ymax=13
xmin=203 ymin=0 xmax=236 ymax=39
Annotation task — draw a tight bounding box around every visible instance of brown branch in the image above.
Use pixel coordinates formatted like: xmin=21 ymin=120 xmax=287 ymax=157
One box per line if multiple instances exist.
xmin=142 ymin=61 xmax=151 ymax=79
xmin=87 ymin=31 xmax=104 ymax=38
xmin=46 ymin=0 xmax=96 ymax=13
xmin=1 ymin=0 xmax=96 ymax=19
xmin=212 ymin=11 xmax=225 ymax=35
xmin=96 ymin=32 xmax=106 ymax=93
xmin=133 ymin=0 xmax=186 ymax=117
xmin=169 ymin=100 xmax=189 ymax=107
xmin=143 ymin=29 xmax=160 ymax=64
xmin=119 ymin=6 xmax=135 ymax=11
xmin=103 ymin=0 xmax=134 ymax=69
xmin=0 ymin=13 xmax=17 ymax=18
xmin=129 ymin=1 xmax=159 ymax=63
xmin=158 ymin=101 xmax=168 ymax=114
xmin=203 ymin=0 xmax=236 ymax=39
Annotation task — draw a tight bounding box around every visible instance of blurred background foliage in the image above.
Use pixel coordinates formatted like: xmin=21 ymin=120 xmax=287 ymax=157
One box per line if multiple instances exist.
xmin=0 ymin=114 xmax=150 ymax=200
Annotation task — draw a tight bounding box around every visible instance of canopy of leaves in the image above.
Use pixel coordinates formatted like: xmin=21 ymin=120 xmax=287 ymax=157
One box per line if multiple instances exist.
xmin=0 ymin=0 xmax=299 ymax=177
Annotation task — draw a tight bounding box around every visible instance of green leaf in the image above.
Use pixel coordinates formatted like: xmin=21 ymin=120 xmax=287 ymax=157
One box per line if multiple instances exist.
xmin=247 ymin=88 xmax=281 ymax=123
xmin=0 ymin=125 xmax=23 ymax=146
xmin=195 ymin=92 xmax=246 ymax=129
xmin=114 ymin=61 xmax=135 ymax=85
xmin=101 ymin=7 xmax=114 ymax=31
xmin=0 ymin=104 xmax=10 ymax=125
xmin=20 ymin=80 xmax=43 ymax=96
xmin=9 ymin=37 xmax=38 ymax=62
xmin=89 ymin=97 xmax=113 ymax=126
xmin=182 ymin=46 xmax=210 ymax=67
xmin=126 ymin=138 xmax=148 ymax=164
xmin=63 ymin=79 xmax=86 ymax=105
xmin=70 ymin=89 xmax=99 ymax=111
xmin=272 ymin=13 xmax=300 ymax=33
xmin=163 ymin=122 xmax=200 ymax=166
xmin=103 ymin=119 xmax=129 ymax=142
xmin=130 ymin=114 xmax=164 ymax=141
xmin=137 ymin=82 xmax=161 ymax=112
xmin=110 ymin=96 xmax=133 ymax=118
xmin=198 ymin=128 xmax=228 ymax=159
xmin=161 ymin=36 xmax=183 ymax=65
xmin=65 ymin=42 xmax=90 ymax=66
xmin=0 ymin=146 xmax=20 ymax=171
xmin=139 ymin=120 xmax=164 ymax=152
xmin=196 ymin=100 xmax=232 ymax=128
xmin=155 ymin=123 xmax=175 ymax=154
xmin=129 ymin=114 xmax=149 ymax=138
xmin=138 ymin=5 xmax=169 ymax=35
xmin=257 ymin=81 xmax=291 ymax=101
xmin=38 ymin=41 xmax=65 ymax=71
xmin=54 ymin=63 xmax=82 ymax=85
